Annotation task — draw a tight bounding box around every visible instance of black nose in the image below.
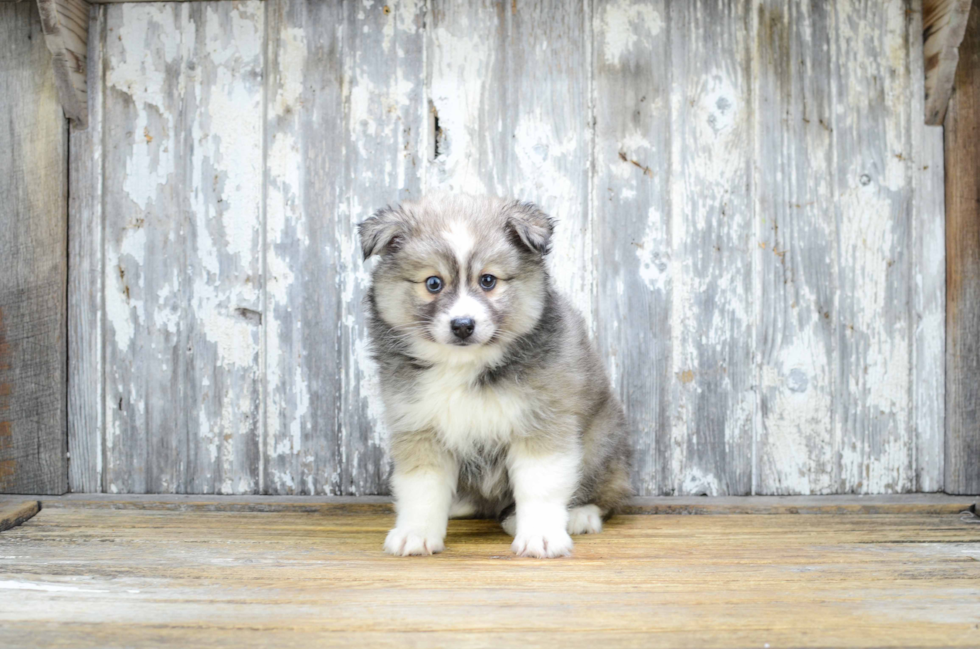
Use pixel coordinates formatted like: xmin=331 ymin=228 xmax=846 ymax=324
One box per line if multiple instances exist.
xmin=451 ymin=317 xmax=475 ymax=340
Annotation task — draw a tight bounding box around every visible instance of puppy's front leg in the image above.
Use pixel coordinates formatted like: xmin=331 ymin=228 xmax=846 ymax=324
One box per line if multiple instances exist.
xmin=384 ymin=430 xmax=456 ymax=557
xmin=507 ymin=439 xmax=579 ymax=558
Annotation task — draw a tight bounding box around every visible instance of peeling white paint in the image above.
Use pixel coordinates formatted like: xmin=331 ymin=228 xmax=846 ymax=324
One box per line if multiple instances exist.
xmin=106 ymin=4 xmax=180 ymax=213
xmin=599 ymin=0 xmax=663 ymax=66
xmin=511 ymin=114 xmax=592 ymax=319
xmin=106 ymin=226 xmax=146 ymax=354
xmin=90 ymin=0 xmax=942 ymax=497
xmin=636 ymin=206 xmax=669 ymax=293
xmin=680 ymin=467 xmax=722 ymax=497
xmin=428 ymin=27 xmax=492 ymax=195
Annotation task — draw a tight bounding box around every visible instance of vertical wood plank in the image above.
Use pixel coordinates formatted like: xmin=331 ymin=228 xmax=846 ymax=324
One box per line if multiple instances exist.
xmin=592 ymin=0 xmax=671 ymax=496
xmin=667 ymin=0 xmax=754 ymax=495
xmin=0 ymin=0 xmax=69 ymax=495
xmin=340 ymin=0 xmax=426 ymax=495
xmin=754 ymin=0 xmax=837 ymax=495
xmin=427 ymin=0 xmax=594 ymax=322
xmin=263 ymin=0 xmax=345 ymax=494
xmin=102 ymin=3 xmax=179 ymax=492
xmin=182 ymin=1 xmax=264 ymax=494
xmin=831 ymin=0 xmax=915 ymax=493
xmin=909 ymin=0 xmax=946 ymax=493
xmin=944 ymin=0 xmax=980 ymax=495
xmin=68 ymin=3 xmax=104 ymax=493
xmin=103 ymin=1 xmax=264 ymax=493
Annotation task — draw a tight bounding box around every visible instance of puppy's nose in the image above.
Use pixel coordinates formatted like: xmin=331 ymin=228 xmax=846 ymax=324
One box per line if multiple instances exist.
xmin=451 ymin=317 xmax=475 ymax=340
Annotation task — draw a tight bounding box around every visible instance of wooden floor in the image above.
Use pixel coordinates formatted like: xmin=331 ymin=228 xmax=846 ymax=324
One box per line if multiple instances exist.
xmin=1 ymin=499 xmax=979 ymax=648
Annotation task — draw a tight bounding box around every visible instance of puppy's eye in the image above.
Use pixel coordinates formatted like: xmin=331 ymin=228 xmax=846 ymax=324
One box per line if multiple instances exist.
xmin=425 ymin=276 xmax=443 ymax=294
xmin=479 ymin=274 xmax=497 ymax=291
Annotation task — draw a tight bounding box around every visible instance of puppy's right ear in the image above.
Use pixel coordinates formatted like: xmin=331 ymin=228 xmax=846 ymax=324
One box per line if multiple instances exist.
xmin=506 ymin=201 xmax=555 ymax=256
xmin=358 ymin=206 xmax=408 ymax=260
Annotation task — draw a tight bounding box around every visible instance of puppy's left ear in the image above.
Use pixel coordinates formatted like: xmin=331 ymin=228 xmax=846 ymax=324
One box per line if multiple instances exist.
xmin=506 ymin=201 xmax=555 ymax=256
xmin=358 ymin=205 xmax=409 ymax=260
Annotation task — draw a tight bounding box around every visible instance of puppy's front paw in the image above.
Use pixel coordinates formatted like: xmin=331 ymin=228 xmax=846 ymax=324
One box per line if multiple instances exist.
xmin=567 ymin=504 xmax=603 ymax=535
xmin=384 ymin=527 xmax=445 ymax=556
xmin=511 ymin=528 xmax=573 ymax=558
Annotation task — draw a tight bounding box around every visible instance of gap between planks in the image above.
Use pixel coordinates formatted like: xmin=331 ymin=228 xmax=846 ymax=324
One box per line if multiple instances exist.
xmin=27 ymin=493 xmax=979 ymax=515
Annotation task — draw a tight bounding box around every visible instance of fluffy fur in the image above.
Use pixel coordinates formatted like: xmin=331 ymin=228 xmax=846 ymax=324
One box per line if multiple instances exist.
xmin=359 ymin=194 xmax=631 ymax=558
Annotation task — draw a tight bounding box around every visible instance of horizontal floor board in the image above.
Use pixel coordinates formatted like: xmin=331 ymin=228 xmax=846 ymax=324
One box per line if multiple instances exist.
xmin=1 ymin=507 xmax=979 ymax=648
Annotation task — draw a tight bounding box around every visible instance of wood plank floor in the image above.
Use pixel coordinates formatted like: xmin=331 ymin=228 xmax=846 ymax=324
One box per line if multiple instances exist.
xmin=1 ymin=504 xmax=979 ymax=648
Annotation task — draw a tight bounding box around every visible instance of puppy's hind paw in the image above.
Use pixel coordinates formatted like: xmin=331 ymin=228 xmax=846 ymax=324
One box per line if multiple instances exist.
xmin=384 ymin=527 xmax=445 ymax=556
xmin=511 ymin=529 xmax=573 ymax=558
xmin=567 ymin=504 xmax=603 ymax=535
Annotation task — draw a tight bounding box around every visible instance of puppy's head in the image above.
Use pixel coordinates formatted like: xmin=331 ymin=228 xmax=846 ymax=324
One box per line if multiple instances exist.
xmin=359 ymin=195 xmax=553 ymax=363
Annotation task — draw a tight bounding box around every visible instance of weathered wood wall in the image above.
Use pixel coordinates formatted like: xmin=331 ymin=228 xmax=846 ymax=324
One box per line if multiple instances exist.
xmin=0 ymin=0 xmax=69 ymax=494
xmin=944 ymin=0 xmax=980 ymax=495
xmin=68 ymin=0 xmax=947 ymax=496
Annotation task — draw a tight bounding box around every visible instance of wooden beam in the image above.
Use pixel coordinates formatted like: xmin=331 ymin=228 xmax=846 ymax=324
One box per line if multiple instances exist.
xmin=924 ymin=0 xmax=973 ymax=124
xmin=28 ymin=494 xmax=980 ymax=516
xmin=945 ymin=0 xmax=980 ymax=495
xmin=0 ymin=1 xmax=69 ymax=495
xmin=35 ymin=0 xmax=89 ymax=127
xmin=0 ymin=500 xmax=40 ymax=532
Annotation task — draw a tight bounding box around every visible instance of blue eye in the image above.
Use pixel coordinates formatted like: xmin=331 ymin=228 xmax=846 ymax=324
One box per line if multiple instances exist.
xmin=479 ymin=274 xmax=497 ymax=290
xmin=425 ymin=276 xmax=443 ymax=293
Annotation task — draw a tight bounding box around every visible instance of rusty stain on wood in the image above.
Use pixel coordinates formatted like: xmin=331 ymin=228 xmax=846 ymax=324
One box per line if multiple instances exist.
xmin=0 ymin=460 xmax=15 ymax=491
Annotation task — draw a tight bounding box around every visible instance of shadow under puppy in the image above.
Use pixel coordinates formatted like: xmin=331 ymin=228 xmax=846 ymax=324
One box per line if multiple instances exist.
xmin=359 ymin=195 xmax=631 ymax=558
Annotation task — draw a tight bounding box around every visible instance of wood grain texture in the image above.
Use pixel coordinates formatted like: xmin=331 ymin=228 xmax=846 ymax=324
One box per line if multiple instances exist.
xmin=102 ymin=2 xmax=265 ymax=493
xmin=263 ymin=0 xmax=346 ymax=495
xmin=67 ymin=3 xmax=103 ymax=494
xmin=666 ymin=0 xmax=755 ymax=495
xmin=910 ymin=0 xmax=947 ymax=493
xmin=832 ymin=0 xmax=916 ymax=493
xmin=36 ymin=0 xmax=90 ymax=126
xmin=1 ymin=507 xmax=979 ymax=647
xmin=67 ymin=0 xmax=946 ymax=495
xmin=31 ymin=492 xmax=978 ymax=515
xmin=0 ymin=499 xmax=40 ymax=532
xmin=0 ymin=0 xmax=68 ymax=495
xmin=945 ymin=0 xmax=980 ymax=495
xmin=426 ymin=0 xmax=594 ymax=320
xmin=754 ymin=0 xmax=837 ymax=495
xmin=923 ymin=0 xmax=973 ymax=124
xmin=340 ymin=0 xmax=426 ymax=495
xmin=593 ymin=0 xmax=671 ymax=496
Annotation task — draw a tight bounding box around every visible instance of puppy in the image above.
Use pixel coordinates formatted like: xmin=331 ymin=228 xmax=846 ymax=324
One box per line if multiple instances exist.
xmin=359 ymin=194 xmax=630 ymax=558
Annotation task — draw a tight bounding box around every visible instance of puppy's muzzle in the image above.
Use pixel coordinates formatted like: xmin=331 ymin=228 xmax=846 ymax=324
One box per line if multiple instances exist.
xmin=451 ymin=317 xmax=476 ymax=341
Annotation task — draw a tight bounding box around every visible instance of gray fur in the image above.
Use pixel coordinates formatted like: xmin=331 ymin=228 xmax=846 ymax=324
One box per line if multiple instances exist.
xmin=360 ymin=194 xmax=631 ymax=525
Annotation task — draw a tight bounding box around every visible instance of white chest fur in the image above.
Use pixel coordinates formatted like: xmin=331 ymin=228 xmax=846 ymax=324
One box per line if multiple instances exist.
xmin=388 ymin=362 xmax=530 ymax=454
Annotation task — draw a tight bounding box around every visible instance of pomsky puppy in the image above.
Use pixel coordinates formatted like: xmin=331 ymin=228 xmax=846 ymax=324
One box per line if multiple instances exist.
xmin=359 ymin=194 xmax=631 ymax=558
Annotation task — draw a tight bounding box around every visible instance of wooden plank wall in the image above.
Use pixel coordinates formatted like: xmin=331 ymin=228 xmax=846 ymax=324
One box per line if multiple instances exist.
xmin=0 ymin=0 xmax=69 ymax=494
xmin=944 ymin=0 xmax=980 ymax=495
xmin=69 ymin=0 xmax=947 ymax=496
